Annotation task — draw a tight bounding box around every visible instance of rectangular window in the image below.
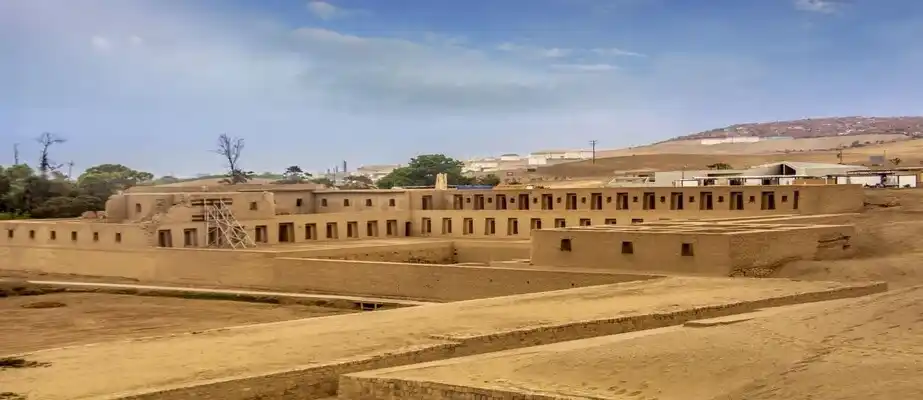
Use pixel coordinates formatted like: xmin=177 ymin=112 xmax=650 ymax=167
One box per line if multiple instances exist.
xmin=115 ymin=232 xmax=121 ymax=243
xmin=761 ymin=191 xmax=776 ymax=210
xmin=507 ymin=218 xmax=519 ymax=235
xmin=366 ymin=199 xmax=373 ymax=206
xmin=565 ymin=193 xmax=577 ymax=210
xmin=29 ymin=230 xmax=35 ymax=239
xmin=255 ymin=225 xmax=268 ymax=243
xmin=541 ymin=194 xmax=554 ymax=210
xmin=343 ymin=199 xmax=351 ymax=207
xmin=590 ymin=193 xmax=603 ymax=210
xmin=347 ymin=221 xmax=359 ymax=238
xmin=682 ymin=243 xmax=694 ymax=256
xmin=554 ymin=218 xmax=566 ymax=228
xmin=484 ymin=218 xmax=496 ymax=235
xmin=530 ymin=218 xmax=542 ymax=230
xmin=296 ymin=198 xmax=303 ymax=207
xmin=730 ymin=192 xmax=744 ymax=210
xmin=71 ymin=231 xmax=78 ymax=241
xmin=389 ymin=199 xmax=396 ymax=207
xmin=386 ymin=220 xmax=398 ymax=236
xmin=463 ymin=218 xmax=474 ymax=235
xmin=643 ymin=192 xmax=656 ymax=210
xmin=616 ymin=193 xmax=629 ymax=210
xmin=157 ymin=230 xmax=173 ymax=247
xmin=6 ymin=229 xmax=12 ymax=239
xmin=621 ymin=241 xmax=634 ymax=254
xmin=670 ymin=192 xmax=684 ymax=210
xmin=699 ymin=192 xmax=714 ymax=210
xmin=184 ymin=228 xmax=198 ymax=247
xmin=604 ymin=218 xmax=617 ymax=225
xmin=560 ymin=238 xmax=572 ymax=251
xmin=326 ymin=222 xmax=338 ymax=239
xmin=305 ymin=223 xmax=317 ymax=240
xmin=579 ymin=218 xmax=592 ymax=226
xmin=631 ymin=218 xmax=644 ymax=224
xmin=50 ymin=231 xmax=57 ymax=240
xmin=277 ymin=223 xmax=294 ymax=243
xmin=321 ymin=199 xmax=328 ymax=207
xmin=250 ymin=202 xmax=258 ymax=210
xmin=422 ymin=218 xmax=432 ymax=234
xmin=442 ymin=218 xmax=453 ymax=234
xmin=422 ymin=195 xmax=433 ymax=210
xmin=366 ymin=221 xmax=379 ymax=237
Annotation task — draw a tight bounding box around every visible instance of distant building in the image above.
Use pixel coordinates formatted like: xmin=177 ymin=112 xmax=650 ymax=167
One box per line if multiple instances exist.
xmin=463 ymin=158 xmax=500 ymax=173
xmin=527 ymin=149 xmax=593 ymax=166
xmin=355 ymin=164 xmax=400 ymax=182
xmin=699 ymin=137 xmax=761 ymax=145
xmin=499 ymin=153 xmax=522 ymax=162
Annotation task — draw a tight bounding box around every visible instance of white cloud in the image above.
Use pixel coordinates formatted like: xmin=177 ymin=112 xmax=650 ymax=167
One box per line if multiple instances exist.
xmin=306 ymin=1 xmax=365 ymax=20
xmin=794 ymin=0 xmax=842 ymax=14
xmin=0 ymin=0 xmax=780 ymax=174
xmin=90 ymin=35 xmax=112 ymax=51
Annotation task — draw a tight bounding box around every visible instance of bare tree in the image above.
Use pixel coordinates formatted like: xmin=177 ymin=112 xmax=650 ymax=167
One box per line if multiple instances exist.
xmin=36 ymin=132 xmax=66 ymax=177
xmin=213 ymin=134 xmax=251 ymax=184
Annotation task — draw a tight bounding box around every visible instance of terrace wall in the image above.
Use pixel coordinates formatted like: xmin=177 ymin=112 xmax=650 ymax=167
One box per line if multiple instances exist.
xmin=0 ymin=245 xmax=636 ymax=301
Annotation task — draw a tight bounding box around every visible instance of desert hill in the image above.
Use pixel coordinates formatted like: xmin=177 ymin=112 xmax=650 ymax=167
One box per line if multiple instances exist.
xmin=538 ymin=135 xmax=923 ymax=178
xmin=668 ymin=116 xmax=923 ymax=142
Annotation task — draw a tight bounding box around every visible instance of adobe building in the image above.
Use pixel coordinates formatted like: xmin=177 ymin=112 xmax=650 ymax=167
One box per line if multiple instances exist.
xmin=1 ymin=182 xmax=863 ymax=250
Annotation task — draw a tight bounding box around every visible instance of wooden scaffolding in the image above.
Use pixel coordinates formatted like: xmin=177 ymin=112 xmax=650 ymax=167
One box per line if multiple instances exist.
xmin=193 ymin=198 xmax=255 ymax=249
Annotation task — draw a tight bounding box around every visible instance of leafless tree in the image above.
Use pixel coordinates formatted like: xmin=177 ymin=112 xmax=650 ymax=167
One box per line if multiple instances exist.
xmin=36 ymin=132 xmax=66 ymax=177
xmin=214 ymin=134 xmax=251 ymax=184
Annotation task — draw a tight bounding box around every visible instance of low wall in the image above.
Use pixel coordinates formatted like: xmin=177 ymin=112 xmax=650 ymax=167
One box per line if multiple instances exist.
xmin=452 ymin=240 xmax=531 ymax=263
xmin=275 ymin=242 xmax=456 ymax=264
xmin=0 ymin=245 xmax=642 ymax=302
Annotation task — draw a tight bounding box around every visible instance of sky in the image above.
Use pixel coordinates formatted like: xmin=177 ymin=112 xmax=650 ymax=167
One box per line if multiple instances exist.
xmin=2 ymin=0 xmax=923 ymax=177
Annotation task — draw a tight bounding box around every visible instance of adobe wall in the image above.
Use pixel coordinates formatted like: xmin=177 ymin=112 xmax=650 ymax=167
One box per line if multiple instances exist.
xmin=530 ymin=229 xmax=732 ymax=275
xmin=0 ymin=221 xmax=149 ymax=248
xmin=275 ymin=241 xmax=456 ymax=264
xmin=727 ymin=225 xmax=856 ymax=276
xmin=0 ymin=245 xmax=638 ymax=301
xmin=453 ymin=240 xmax=531 ymax=263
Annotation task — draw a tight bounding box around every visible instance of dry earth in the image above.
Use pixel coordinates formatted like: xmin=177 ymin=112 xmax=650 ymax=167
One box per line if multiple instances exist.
xmin=0 ymin=290 xmax=352 ymax=355
xmin=0 ymin=277 xmax=880 ymax=400
xmin=348 ymin=286 xmax=922 ymax=400
xmin=771 ymin=189 xmax=923 ymax=287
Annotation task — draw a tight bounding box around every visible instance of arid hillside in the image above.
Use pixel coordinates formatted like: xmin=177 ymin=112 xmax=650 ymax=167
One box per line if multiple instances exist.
xmin=670 ymin=116 xmax=923 ymax=141
xmin=541 ymin=137 xmax=923 ymax=178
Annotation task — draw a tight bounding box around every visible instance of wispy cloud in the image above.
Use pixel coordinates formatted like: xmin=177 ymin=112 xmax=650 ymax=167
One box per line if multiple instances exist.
xmin=551 ymin=63 xmax=618 ymax=72
xmin=593 ymin=47 xmax=645 ymax=57
xmin=306 ymin=1 xmax=366 ymax=20
xmin=794 ymin=0 xmax=843 ymax=14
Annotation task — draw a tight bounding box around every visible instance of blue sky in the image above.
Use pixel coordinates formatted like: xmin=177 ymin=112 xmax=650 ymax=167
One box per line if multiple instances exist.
xmin=2 ymin=0 xmax=923 ymax=176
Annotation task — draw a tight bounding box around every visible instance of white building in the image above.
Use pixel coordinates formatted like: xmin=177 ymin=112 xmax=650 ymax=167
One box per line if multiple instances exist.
xmin=699 ymin=137 xmax=762 ymax=145
xmin=527 ymin=149 xmax=593 ymax=166
xmin=355 ymin=164 xmax=400 ymax=182
xmin=463 ymin=158 xmax=500 ymax=173
xmin=499 ymin=153 xmax=522 ymax=162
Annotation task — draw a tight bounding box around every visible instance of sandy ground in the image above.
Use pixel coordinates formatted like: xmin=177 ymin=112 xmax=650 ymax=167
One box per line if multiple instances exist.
xmin=355 ymin=286 xmax=923 ymax=400
xmin=768 ymin=189 xmax=923 ymax=288
xmin=0 ymin=277 xmax=880 ymax=400
xmin=0 ymin=292 xmax=352 ymax=355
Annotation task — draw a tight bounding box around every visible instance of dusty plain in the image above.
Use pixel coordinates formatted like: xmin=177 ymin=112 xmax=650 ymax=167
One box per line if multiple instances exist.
xmin=0 ymin=287 xmax=354 ymax=355
xmin=0 ymin=277 xmax=884 ymax=400
xmin=345 ymin=286 xmax=923 ymax=400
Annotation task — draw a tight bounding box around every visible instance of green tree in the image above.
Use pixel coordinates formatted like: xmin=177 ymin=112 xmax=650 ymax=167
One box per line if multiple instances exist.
xmin=279 ymin=165 xmax=311 ymax=184
xmin=377 ymin=154 xmax=472 ymax=189
xmin=77 ymin=164 xmax=154 ymax=200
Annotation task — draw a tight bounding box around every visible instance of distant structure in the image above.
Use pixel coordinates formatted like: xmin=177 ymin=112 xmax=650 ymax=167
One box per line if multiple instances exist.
xmin=699 ymin=137 xmax=762 ymax=145
xmin=355 ymin=164 xmax=400 ymax=182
